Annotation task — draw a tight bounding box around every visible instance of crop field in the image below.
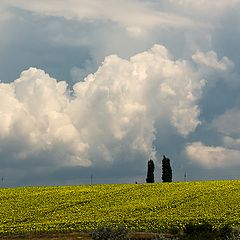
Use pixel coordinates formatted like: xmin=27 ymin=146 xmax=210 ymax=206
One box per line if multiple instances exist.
xmin=0 ymin=180 xmax=239 ymax=235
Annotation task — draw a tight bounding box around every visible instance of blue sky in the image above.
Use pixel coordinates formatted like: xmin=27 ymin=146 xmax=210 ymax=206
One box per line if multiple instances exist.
xmin=0 ymin=0 xmax=240 ymax=186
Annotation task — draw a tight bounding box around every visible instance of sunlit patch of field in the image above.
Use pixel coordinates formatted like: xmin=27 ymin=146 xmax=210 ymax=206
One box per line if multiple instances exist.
xmin=0 ymin=180 xmax=239 ymax=235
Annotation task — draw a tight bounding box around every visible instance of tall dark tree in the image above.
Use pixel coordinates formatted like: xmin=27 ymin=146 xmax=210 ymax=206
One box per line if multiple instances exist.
xmin=162 ymin=155 xmax=172 ymax=182
xmin=146 ymin=159 xmax=155 ymax=183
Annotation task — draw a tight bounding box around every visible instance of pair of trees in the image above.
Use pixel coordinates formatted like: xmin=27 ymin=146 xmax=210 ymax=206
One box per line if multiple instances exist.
xmin=146 ymin=155 xmax=172 ymax=183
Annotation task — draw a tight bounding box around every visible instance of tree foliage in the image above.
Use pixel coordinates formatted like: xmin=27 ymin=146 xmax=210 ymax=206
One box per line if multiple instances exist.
xmin=162 ymin=155 xmax=172 ymax=182
xmin=146 ymin=159 xmax=155 ymax=183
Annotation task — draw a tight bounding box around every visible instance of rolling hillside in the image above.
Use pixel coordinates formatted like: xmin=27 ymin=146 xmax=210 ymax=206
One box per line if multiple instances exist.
xmin=0 ymin=180 xmax=239 ymax=235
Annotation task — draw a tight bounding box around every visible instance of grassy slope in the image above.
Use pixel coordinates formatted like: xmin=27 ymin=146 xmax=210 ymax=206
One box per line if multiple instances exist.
xmin=0 ymin=180 xmax=239 ymax=235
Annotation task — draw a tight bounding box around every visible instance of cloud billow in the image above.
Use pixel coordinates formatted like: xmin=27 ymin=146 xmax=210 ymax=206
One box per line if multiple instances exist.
xmin=186 ymin=108 xmax=240 ymax=169
xmin=0 ymin=44 xmax=205 ymax=169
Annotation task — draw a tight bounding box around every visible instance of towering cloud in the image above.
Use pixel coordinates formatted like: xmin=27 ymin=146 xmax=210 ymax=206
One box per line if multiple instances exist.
xmin=0 ymin=45 xmax=205 ymax=168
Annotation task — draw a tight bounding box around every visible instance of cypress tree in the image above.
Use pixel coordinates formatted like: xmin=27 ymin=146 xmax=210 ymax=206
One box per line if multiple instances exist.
xmin=146 ymin=159 xmax=155 ymax=183
xmin=162 ymin=155 xmax=172 ymax=182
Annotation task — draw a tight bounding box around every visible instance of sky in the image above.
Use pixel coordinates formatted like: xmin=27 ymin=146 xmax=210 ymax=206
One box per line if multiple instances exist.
xmin=0 ymin=0 xmax=240 ymax=187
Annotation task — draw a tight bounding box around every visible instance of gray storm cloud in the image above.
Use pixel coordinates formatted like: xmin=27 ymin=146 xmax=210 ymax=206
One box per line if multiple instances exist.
xmin=0 ymin=45 xmax=206 ymax=167
xmin=2 ymin=0 xmax=204 ymax=37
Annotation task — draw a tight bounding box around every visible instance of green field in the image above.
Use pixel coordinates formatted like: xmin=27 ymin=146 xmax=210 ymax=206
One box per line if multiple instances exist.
xmin=0 ymin=180 xmax=239 ymax=235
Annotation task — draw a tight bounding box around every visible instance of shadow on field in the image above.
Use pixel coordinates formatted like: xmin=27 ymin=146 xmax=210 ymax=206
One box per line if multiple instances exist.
xmin=0 ymin=223 xmax=239 ymax=240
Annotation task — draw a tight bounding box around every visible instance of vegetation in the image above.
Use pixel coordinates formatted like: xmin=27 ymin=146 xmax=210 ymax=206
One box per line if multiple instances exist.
xmin=146 ymin=159 xmax=155 ymax=183
xmin=180 ymin=222 xmax=232 ymax=239
xmin=162 ymin=156 xmax=172 ymax=182
xmin=0 ymin=180 xmax=239 ymax=236
xmin=92 ymin=225 xmax=129 ymax=240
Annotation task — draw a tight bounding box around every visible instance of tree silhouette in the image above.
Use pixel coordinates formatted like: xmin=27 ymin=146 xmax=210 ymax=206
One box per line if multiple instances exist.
xmin=162 ymin=155 xmax=172 ymax=182
xmin=146 ymin=159 xmax=155 ymax=183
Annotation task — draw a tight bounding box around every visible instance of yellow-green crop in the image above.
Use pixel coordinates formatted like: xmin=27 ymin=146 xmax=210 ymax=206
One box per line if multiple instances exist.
xmin=0 ymin=180 xmax=239 ymax=235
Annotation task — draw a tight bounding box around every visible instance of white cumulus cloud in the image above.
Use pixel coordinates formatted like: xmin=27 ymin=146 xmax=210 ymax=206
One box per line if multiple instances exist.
xmin=192 ymin=50 xmax=234 ymax=71
xmin=0 ymin=44 xmax=205 ymax=167
xmin=185 ymin=141 xmax=240 ymax=168
xmin=186 ymin=107 xmax=240 ymax=168
xmin=0 ymin=68 xmax=90 ymax=166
